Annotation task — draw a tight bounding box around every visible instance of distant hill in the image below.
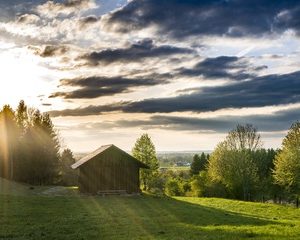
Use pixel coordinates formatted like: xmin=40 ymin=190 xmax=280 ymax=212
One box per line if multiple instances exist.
xmin=157 ymin=151 xmax=212 ymax=167
xmin=74 ymin=150 xmax=212 ymax=167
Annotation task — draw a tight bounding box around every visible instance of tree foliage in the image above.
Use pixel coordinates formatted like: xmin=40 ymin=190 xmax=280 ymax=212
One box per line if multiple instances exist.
xmin=273 ymin=122 xmax=300 ymax=195
xmin=132 ymin=133 xmax=159 ymax=191
xmin=190 ymin=152 xmax=208 ymax=175
xmin=0 ymin=105 xmax=18 ymax=179
xmin=208 ymin=124 xmax=261 ymax=199
xmin=226 ymin=124 xmax=262 ymax=151
xmin=0 ymin=101 xmax=61 ymax=185
xmin=60 ymin=148 xmax=77 ymax=186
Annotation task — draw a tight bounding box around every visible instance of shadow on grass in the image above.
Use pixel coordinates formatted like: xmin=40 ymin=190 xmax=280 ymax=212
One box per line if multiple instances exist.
xmin=67 ymin=194 xmax=281 ymax=239
xmin=0 ymin=193 xmax=292 ymax=240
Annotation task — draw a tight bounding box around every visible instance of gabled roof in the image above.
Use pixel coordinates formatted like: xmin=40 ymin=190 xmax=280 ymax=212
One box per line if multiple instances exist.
xmin=71 ymin=144 xmax=149 ymax=169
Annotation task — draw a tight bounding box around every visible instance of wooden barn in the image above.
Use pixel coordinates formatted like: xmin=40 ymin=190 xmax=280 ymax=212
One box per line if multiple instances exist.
xmin=71 ymin=144 xmax=149 ymax=194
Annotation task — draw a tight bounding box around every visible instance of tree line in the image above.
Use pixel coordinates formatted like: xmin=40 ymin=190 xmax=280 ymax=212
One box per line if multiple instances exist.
xmin=137 ymin=123 xmax=300 ymax=206
xmin=0 ymin=101 xmax=76 ymax=185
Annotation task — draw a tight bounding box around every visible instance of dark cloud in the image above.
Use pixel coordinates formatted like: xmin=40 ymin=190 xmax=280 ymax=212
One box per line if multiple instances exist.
xmin=81 ymin=39 xmax=194 ymax=65
xmin=48 ymin=102 xmax=129 ymax=117
xmin=42 ymin=103 xmax=52 ymax=106
xmin=116 ymin=71 xmax=300 ymax=114
xmin=102 ymin=0 xmax=300 ymax=39
xmin=115 ymin=106 xmax=300 ymax=133
xmin=79 ymin=15 xmax=99 ymax=24
xmin=179 ymin=56 xmax=266 ymax=80
xmin=49 ymin=70 xmax=300 ymax=116
xmin=50 ymin=75 xmax=170 ymax=99
xmin=54 ymin=106 xmax=299 ymax=135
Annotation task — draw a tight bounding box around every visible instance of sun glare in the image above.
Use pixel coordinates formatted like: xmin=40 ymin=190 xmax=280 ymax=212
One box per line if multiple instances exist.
xmin=0 ymin=46 xmax=55 ymax=108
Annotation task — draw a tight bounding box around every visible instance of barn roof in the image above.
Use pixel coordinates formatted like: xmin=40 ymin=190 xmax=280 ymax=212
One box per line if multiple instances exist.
xmin=71 ymin=144 xmax=149 ymax=169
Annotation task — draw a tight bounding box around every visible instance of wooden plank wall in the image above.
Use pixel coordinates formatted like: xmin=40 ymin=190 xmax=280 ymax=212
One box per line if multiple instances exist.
xmin=78 ymin=147 xmax=141 ymax=194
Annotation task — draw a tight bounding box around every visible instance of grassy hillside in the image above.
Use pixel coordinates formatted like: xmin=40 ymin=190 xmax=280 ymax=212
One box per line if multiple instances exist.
xmin=1 ymin=189 xmax=300 ymax=240
xmin=0 ymin=177 xmax=29 ymax=195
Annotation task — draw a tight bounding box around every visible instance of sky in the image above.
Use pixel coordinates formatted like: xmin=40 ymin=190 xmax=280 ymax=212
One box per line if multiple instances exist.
xmin=0 ymin=0 xmax=300 ymax=152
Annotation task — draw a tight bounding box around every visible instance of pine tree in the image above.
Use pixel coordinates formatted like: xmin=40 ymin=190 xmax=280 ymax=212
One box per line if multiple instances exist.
xmin=190 ymin=152 xmax=207 ymax=175
xmin=60 ymin=148 xmax=77 ymax=186
xmin=22 ymin=110 xmax=60 ymax=184
xmin=14 ymin=100 xmax=29 ymax=181
xmin=190 ymin=154 xmax=201 ymax=175
xmin=0 ymin=105 xmax=18 ymax=180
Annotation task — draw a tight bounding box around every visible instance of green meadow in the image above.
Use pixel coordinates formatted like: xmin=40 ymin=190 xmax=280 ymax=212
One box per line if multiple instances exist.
xmin=1 ymin=179 xmax=300 ymax=240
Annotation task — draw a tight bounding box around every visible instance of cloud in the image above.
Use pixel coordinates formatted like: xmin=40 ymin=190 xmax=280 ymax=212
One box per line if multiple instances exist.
xmin=17 ymin=14 xmax=40 ymax=24
xmin=115 ymin=106 xmax=300 ymax=133
xmin=48 ymin=102 xmax=129 ymax=117
xmin=36 ymin=0 xmax=97 ymax=18
xmin=79 ymin=15 xmax=100 ymax=24
xmin=53 ymin=106 xmax=300 ymax=136
xmin=49 ymin=74 xmax=170 ymax=99
xmin=179 ymin=56 xmax=266 ymax=80
xmin=0 ymin=0 xmax=44 ymax=21
xmin=48 ymin=70 xmax=300 ymax=116
xmin=102 ymin=0 xmax=300 ymax=39
xmin=33 ymin=45 xmax=69 ymax=57
xmin=81 ymin=38 xmax=194 ymax=65
xmin=78 ymin=15 xmax=100 ymax=29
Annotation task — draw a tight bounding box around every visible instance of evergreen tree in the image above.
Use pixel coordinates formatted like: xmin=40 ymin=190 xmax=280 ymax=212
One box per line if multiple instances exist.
xmin=190 ymin=152 xmax=208 ymax=175
xmin=22 ymin=110 xmax=60 ymax=184
xmin=14 ymin=100 xmax=29 ymax=181
xmin=132 ymin=133 xmax=159 ymax=191
xmin=0 ymin=101 xmax=61 ymax=184
xmin=60 ymin=148 xmax=77 ymax=186
xmin=0 ymin=105 xmax=18 ymax=180
xmin=15 ymin=100 xmax=28 ymax=134
xmin=190 ymin=154 xmax=200 ymax=175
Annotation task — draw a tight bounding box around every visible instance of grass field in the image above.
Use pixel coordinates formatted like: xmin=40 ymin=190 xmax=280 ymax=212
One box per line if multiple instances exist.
xmin=1 ymin=180 xmax=300 ymax=240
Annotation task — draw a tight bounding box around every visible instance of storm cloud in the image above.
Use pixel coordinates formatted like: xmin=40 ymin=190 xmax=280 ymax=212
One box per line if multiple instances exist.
xmin=49 ymin=70 xmax=300 ymax=116
xmin=102 ymin=0 xmax=300 ymax=38
xmin=115 ymin=106 xmax=300 ymax=133
xmin=81 ymin=39 xmax=194 ymax=65
xmin=179 ymin=56 xmax=266 ymax=80
xmin=50 ymin=75 xmax=170 ymax=99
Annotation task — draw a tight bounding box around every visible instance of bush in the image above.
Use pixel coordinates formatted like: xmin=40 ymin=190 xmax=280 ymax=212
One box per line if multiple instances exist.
xmin=191 ymin=177 xmax=203 ymax=197
xmin=165 ymin=178 xmax=183 ymax=196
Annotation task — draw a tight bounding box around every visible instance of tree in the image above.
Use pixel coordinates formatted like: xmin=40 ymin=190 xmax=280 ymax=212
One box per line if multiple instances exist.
xmin=60 ymin=148 xmax=77 ymax=186
xmin=14 ymin=100 xmax=29 ymax=181
xmin=226 ymin=124 xmax=262 ymax=151
xmin=15 ymin=100 xmax=28 ymax=134
xmin=190 ymin=154 xmax=200 ymax=175
xmin=132 ymin=133 xmax=159 ymax=191
xmin=251 ymin=148 xmax=277 ymax=198
xmin=190 ymin=152 xmax=207 ymax=175
xmin=0 ymin=105 xmax=18 ymax=180
xmin=273 ymin=122 xmax=300 ymax=195
xmin=208 ymin=124 xmax=261 ymax=200
xmin=22 ymin=110 xmax=60 ymax=184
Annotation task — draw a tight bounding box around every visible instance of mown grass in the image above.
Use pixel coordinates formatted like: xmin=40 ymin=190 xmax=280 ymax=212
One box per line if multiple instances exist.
xmin=1 ymin=193 xmax=300 ymax=240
